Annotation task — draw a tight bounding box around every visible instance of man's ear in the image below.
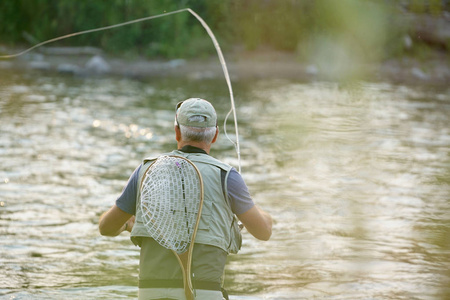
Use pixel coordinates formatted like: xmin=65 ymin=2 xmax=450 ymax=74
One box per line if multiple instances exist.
xmin=211 ymin=126 xmax=219 ymax=144
xmin=175 ymin=125 xmax=182 ymax=142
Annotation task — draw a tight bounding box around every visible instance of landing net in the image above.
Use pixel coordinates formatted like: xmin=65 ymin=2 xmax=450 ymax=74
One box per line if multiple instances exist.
xmin=140 ymin=155 xmax=203 ymax=254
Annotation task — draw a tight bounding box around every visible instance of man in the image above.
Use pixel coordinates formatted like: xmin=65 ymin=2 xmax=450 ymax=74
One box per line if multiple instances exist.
xmin=99 ymin=98 xmax=272 ymax=300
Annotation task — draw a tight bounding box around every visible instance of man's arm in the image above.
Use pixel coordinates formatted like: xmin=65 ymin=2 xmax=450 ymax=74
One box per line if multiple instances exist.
xmin=99 ymin=164 xmax=140 ymax=237
xmin=99 ymin=205 xmax=135 ymax=237
xmin=237 ymin=205 xmax=272 ymax=241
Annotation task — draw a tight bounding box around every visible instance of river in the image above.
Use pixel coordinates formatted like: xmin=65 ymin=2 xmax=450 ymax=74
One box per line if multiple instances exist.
xmin=1 ymin=71 xmax=449 ymax=299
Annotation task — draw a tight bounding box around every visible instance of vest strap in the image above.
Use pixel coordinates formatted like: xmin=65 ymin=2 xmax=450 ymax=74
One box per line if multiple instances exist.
xmin=139 ymin=279 xmax=222 ymax=291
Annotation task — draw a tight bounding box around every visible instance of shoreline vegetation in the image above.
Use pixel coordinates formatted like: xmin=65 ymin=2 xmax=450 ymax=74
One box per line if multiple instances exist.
xmin=1 ymin=0 xmax=449 ymax=86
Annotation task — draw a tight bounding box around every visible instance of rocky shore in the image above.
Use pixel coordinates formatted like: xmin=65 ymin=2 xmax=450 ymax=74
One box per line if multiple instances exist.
xmin=1 ymin=45 xmax=449 ymax=87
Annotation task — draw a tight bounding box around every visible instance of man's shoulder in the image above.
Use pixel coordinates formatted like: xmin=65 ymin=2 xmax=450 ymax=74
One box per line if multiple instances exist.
xmin=190 ymin=153 xmax=233 ymax=171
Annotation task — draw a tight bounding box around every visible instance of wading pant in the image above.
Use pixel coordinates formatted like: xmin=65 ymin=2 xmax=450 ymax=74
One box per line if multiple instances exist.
xmin=138 ymin=288 xmax=224 ymax=300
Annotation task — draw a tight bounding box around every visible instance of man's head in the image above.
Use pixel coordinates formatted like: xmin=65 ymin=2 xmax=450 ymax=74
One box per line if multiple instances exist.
xmin=175 ymin=98 xmax=218 ymax=145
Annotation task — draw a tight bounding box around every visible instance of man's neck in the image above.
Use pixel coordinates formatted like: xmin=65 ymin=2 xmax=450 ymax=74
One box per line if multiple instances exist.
xmin=178 ymin=145 xmax=208 ymax=154
xmin=177 ymin=141 xmax=211 ymax=154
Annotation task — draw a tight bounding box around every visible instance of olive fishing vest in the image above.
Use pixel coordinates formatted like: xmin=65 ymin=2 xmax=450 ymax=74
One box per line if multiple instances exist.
xmin=130 ymin=150 xmax=242 ymax=254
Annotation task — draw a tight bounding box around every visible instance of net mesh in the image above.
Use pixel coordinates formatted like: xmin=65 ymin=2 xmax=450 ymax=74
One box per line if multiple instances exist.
xmin=140 ymin=156 xmax=202 ymax=254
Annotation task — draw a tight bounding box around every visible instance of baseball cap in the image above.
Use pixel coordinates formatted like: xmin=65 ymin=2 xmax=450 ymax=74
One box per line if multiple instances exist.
xmin=175 ymin=98 xmax=217 ymax=128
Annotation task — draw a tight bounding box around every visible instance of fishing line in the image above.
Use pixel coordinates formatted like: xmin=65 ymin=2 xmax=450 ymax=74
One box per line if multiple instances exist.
xmin=1 ymin=8 xmax=242 ymax=173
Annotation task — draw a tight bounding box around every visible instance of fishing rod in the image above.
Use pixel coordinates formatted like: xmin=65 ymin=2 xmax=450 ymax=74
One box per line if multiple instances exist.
xmin=1 ymin=8 xmax=242 ymax=173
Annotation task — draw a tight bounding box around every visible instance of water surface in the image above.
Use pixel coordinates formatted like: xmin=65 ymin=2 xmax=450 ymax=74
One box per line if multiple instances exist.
xmin=1 ymin=72 xmax=449 ymax=299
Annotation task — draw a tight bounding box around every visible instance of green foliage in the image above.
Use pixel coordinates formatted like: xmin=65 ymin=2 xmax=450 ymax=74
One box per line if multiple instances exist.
xmin=0 ymin=0 xmax=438 ymax=59
xmin=0 ymin=0 xmax=223 ymax=58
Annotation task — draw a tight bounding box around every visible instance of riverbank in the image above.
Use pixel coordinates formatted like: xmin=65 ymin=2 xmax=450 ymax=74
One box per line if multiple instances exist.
xmin=1 ymin=46 xmax=449 ymax=87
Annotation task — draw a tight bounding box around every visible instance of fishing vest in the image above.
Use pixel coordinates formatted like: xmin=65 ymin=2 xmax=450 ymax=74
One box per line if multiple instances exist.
xmin=130 ymin=150 xmax=242 ymax=254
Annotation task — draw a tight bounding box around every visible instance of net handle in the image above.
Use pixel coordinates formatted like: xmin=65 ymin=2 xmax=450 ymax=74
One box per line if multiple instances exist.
xmin=140 ymin=155 xmax=204 ymax=299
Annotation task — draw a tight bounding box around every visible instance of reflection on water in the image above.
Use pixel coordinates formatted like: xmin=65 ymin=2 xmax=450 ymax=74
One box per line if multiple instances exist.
xmin=1 ymin=72 xmax=449 ymax=299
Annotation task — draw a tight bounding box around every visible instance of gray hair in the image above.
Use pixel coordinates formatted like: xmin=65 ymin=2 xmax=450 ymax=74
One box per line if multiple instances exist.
xmin=178 ymin=116 xmax=217 ymax=143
